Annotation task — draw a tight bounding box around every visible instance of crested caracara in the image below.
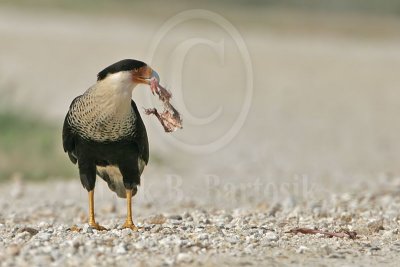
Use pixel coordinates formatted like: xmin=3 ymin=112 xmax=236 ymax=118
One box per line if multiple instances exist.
xmin=62 ymin=59 xmax=159 ymax=231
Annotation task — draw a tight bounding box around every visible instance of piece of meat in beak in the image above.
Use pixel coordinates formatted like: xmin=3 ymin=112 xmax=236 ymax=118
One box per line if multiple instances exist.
xmin=135 ymin=65 xmax=182 ymax=132
xmin=131 ymin=66 xmax=160 ymax=94
xmin=131 ymin=65 xmax=171 ymax=100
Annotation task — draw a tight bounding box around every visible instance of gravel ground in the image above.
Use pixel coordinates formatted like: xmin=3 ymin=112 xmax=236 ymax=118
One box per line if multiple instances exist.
xmin=0 ymin=177 xmax=400 ymax=267
xmin=2 ymin=5 xmax=400 ymax=267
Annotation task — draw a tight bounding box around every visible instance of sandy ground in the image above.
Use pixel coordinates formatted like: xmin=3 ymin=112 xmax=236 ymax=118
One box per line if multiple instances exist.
xmin=1 ymin=5 xmax=400 ymax=266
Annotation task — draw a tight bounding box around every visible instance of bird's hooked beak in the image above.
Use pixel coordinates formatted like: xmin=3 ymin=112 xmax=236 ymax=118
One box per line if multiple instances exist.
xmin=132 ymin=65 xmax=159 ymax=85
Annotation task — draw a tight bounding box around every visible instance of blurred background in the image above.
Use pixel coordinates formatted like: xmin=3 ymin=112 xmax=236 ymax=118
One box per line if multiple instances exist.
xmin=1 ymin=0 xmax=400 ymax=207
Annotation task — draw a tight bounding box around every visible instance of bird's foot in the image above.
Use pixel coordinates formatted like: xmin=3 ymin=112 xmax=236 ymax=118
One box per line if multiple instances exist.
xmin=122 ymin=220 xmax=138 ymax=231
xmin=88 ymin=222 xmax=108 ymax=231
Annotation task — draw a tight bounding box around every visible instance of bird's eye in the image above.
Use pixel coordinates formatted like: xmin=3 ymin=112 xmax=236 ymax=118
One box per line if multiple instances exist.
xmin=133 ymin=68 xmax=138 ymax=72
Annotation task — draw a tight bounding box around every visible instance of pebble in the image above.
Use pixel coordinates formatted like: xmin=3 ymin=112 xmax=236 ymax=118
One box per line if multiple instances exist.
xmin=170 ymin=220 xmax=182 ymax=225
xmin=116 ymin=243 xmax=127 ymax=254
xmin=133 ymin=241 xmax=145 ymax=250
xmin=15 ymin=231 xmax=30 ymax=240
xmin=176 ymin=253 xmax=193 ymax=263
xmin=296 ymin=246 xmax=309 ymax=254
xmin=37 ymin=232 xmax=51 ymax=241
xmin=367 ymin=219 xmax=384 ymax=233
xmin=38 ymin=221 xmax=50 ymax=228
xmin=382 ymin=230 xmax=393 ymax=239
xmin=150 ymin=225 xmax=162 ymax=233
xmin=168 ymin=214 xmax=183 ymax=220
xmin=226 ymin=236 xmax=239 ymax=244
xmin=264 ymin=231 xmax=279 ymax=241
xmin=18 ymin=227 xmax=39 ymax=236
xmin=198 ymin=233 xmax=209 ymax=240
xmin=120 ymin=228 xmax=132 ymax=237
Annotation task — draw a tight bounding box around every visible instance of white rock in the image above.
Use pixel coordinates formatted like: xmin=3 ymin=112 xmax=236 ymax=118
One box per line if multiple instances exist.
xmin=38 ymin=221 xmax=50 ymax=228
xmin=176 ymin=253 xmax=192 ymax=263
xmin=15 ymin=232 xmax=30 ymax=240
xmin=57 ymin=225 xmax=68 ymax=231
xmin=133 ymin=242 xmax=145 ymax=250
xmin=164 ymin=257 xmax=174 ymax=266
xmin=296 ymin=246 xmax=309 ymax=254
xmin=116 ymin=244 xmax=127 ymax=254
xmin=265 ymin=232 xmax=279 ymax=241
xmin=42 ymin=246 xmax=52 ymax=253
xmin=382 ymin=230 xmax=393 ymax=239
xmin=37 ymin=232 xmax=51 ymax=241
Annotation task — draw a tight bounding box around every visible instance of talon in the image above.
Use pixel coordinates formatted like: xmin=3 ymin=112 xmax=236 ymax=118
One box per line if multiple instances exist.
xmin=122 ymin=221 xmax=138 ymax=231
xmin=89 ymin=222 xmax=108 ymax=231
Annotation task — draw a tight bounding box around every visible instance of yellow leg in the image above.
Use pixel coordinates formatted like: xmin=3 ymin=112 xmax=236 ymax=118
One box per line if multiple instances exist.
xmin=88 ymin=190 xmax=107 ymax=231
xmin=122 ymin=189 xmax=138 ymax=231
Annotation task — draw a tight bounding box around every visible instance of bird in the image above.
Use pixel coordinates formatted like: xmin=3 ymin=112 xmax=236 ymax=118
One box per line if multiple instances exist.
xmin=62 ymin=59 xmax=159 ymax=231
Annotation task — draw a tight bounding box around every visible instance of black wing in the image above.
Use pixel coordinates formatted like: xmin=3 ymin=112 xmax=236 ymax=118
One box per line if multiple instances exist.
xmin=62 ymin=96 xmax=81 ymax=164
xmin=131 ymin=100 xmax=149 ymax=165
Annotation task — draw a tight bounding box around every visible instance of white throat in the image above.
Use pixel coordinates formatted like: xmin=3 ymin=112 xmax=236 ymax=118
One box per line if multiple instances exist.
xmin=93 ymin=71 xmax=137 ymax=116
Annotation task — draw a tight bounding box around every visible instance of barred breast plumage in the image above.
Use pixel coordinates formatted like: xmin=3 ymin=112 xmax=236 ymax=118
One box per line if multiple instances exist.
xmin=67 ymin=86 xmax=136 ymax=142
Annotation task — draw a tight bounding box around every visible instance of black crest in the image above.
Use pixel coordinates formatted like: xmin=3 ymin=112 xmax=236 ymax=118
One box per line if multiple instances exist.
xmin=97 ymin=59 xmax=147 ymax=81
